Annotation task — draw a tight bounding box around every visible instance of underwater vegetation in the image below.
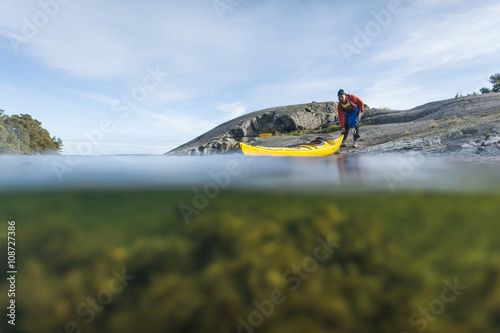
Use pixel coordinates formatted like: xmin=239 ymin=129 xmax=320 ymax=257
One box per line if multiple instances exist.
xmin=1 ymin=190 xmax=499 ymax=333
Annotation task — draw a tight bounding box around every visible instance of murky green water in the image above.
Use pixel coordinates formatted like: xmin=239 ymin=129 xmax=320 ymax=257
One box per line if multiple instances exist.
xmin=1 ymin=155 xmax=500 ymax=332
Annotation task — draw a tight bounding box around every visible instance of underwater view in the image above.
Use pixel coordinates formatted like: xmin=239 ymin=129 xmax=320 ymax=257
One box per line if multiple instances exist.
xmin=1 ymin=154 xmax=500 ymax=333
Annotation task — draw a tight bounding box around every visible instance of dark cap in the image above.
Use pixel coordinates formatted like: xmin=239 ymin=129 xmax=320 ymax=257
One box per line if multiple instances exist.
xmin=337 ymin=89 xmax=345 ymax=96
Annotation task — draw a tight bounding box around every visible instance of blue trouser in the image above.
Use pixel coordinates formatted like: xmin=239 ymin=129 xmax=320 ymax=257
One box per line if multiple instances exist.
xmin=343 ymin=109 xmax=361 ymax=141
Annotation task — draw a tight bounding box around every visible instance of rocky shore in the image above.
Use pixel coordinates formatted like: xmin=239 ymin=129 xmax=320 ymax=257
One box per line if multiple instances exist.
xmin=165 ymin=93 xmax=500 ymax=158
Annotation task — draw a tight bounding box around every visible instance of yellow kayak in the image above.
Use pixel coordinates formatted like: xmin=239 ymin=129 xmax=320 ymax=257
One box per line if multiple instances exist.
xmin=239 ymin=135 xmax=344 ymax=157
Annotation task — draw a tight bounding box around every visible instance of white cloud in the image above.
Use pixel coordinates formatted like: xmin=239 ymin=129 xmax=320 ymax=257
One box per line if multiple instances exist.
xmin=79 ymin=91 xmax=121 ymax=106
xmin=139 ymin=110 xmax=217 ymax=138
xmin=364 ymin=77 xmax=423 ymax=109
xmin=146 ymin=86 xmax=200 ymax=105
xmin=371 ymin=1 xmax=500 ymax=70
xmin=62 ymin=134 xmax=176 ymax=155
xmin=215 ymin=102 xmax=247 ymax=120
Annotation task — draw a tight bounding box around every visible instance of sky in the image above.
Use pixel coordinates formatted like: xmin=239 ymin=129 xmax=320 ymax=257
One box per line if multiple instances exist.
xmin=1 ymin=0 xmax=499 ymax=155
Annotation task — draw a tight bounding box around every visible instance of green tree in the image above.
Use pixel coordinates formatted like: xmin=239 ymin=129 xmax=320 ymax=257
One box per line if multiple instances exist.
xmin=480 ymin=73 xmax=500 ymax=94
xmin=0 ymin=110 xmax=62 ymax=154
xmin=489 ymin=73 xmax=500 ymax=92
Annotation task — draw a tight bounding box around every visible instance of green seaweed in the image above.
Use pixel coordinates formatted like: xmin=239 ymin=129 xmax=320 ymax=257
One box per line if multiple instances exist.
xmin=1 ymin=190 xmax=499 ymax=332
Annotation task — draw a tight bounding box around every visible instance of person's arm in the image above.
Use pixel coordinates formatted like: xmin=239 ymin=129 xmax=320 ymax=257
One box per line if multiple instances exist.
xmin=337 ymin=103 xmax=345 ymax=132
xmin=350 ymin=95 xmax=365 ymax=113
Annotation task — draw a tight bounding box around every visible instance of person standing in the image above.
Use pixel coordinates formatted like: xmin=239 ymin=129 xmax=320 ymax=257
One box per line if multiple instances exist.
xmin=337 ymin=89 xmax=365 ymax=148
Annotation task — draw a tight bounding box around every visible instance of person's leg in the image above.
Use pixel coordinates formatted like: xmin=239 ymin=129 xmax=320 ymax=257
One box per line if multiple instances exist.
xmin=353 ymin=126 xmax=360 ymax=140
xmin=341 ymin=118 xmax=350 ymax=147
xmin=353 ymin=111 xmax=361 ymax=147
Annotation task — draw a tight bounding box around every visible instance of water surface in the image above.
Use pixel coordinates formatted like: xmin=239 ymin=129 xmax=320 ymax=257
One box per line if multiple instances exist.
xmin=1 ymin=153 xmax=500 ymax=192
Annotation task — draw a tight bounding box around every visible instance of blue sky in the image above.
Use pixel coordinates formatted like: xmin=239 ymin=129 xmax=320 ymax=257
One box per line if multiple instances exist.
xmin=1 ymin=0 xmax=499 ymax=155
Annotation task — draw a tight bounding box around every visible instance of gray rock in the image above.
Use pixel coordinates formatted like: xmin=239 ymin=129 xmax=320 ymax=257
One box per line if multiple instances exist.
xmin=165 ymin=102 xmax=338 ymax=156
xmin=165 ymin=93 xmax=500 ymax=158
xmin=345 ymin=92 xmax=500 ymax=158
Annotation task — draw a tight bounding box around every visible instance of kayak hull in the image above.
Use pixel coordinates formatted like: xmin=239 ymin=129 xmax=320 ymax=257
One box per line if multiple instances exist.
xmin=239 ymin=135 xmax=344 ymax=157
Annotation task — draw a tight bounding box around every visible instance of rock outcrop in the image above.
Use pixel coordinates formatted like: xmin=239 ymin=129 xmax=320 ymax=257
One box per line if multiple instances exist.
xmin=165 ymin=102 xmax=338 ymax=155
xmin=165 ymin=93 xmax=500 ymax=158
xmin=347 ymin=93 xmax=500 ymax=158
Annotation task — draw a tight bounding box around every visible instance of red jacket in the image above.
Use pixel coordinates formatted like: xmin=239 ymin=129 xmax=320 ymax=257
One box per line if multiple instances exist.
xmin=337 ymin=94 xmax=364 ymax=128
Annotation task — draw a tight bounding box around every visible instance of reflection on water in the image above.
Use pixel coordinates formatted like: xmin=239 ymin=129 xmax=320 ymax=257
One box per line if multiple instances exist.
xmin=1 ymin=153 xmax=500 ymax=192
xmin=337 ymin=155 xmax=365 ymax=185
